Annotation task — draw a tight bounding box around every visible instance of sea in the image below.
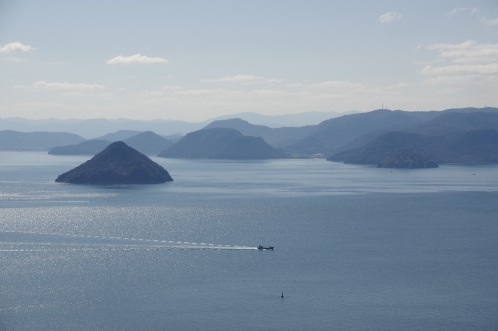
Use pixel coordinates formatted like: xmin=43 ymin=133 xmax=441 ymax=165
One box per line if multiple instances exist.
xmin=1 ymin=151 xmax=498 ymax=330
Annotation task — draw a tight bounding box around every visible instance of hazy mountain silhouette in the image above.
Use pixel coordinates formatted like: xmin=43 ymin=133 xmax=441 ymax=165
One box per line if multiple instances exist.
xmin=209 ymin=111 xmax=354 ymax=127
xmin=328 ymin=131 xmax=433 ymax=165
xmin=49 ymin=140 xmax=112 ymax=155
xmin=329 ymin=127 xmax=498 ymax=165
xmin=49 ymin=131 xmax=173 ymax=156
xmin=4 ymin=107 xmax=498 ymax=161
xmin=204 ymin=118 xmax=314 ymax=148
xmin=285 ymin=109 xmax=439 ymax=155
xmin=406 ymin=111 xmax=498 ymax=136
xmin=0 ymin=130 xmax=85 ymax=151
xmin=95 ymin=130 xmax=143 ymax=141
xmin=0 ymin=118 xmax=205 ymax=139
xmin=123 ymin=131 xmax=173 ymax=155
xmin=158 ymin=128 xmax=284 ymax=159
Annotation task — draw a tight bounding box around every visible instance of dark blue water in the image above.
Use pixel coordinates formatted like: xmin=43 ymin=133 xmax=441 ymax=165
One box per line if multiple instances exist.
xmin=1 ymin=152 xmax=498 ymax=330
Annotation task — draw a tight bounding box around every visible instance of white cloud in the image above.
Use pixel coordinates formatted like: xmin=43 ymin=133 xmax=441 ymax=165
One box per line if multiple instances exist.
xmin=107 ymin=53 xmax=168 ymax=64
xmin=32 ymin=81 xmax=106 ymax=90
xmin=427 ymin=40 xmax=498 ymax=64
xmin=7 ymin=57 xmax=25 ymax=63
xmin=447 ymin=8 xmax=466 ymax=16
xmin=312 ymin=81 xmax=364 ymax=89
xmin=481 ymin=17 xmax=498 ymax=26
xmin=63 ymin=92 xmax=87 ymax=97
xmin=422 ymin=63 xmax=498 ymax=75
xmin=250 ymin=89 xmax=290 ymax=96
xmin=202 ymin=75 xmax=263 ymax=83
xmin=174 ymin=89 xmax=213 ymax=95
xmin=425 ymin=74 xmax=498 ymax=86
xmin=422 ymin=40 xmax=498 ymax=86
xmin=265 ymin=78 xmax=284 ymax=84
xmin=135 ymin=90 xmax=165 ymax=97
xmin=378 ymin=12 xmax=402 ymax=24
xmin=0 ymin=42 xmax=34 ymax=53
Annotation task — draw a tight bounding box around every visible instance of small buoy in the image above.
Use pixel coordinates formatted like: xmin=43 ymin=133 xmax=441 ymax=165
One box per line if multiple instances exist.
xmin=281 ymin=291 xmax=284 ymax=298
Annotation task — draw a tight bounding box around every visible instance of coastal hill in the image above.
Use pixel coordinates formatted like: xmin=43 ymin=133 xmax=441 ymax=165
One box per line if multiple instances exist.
xmin=377 ymin=149 xmax=438 ymax=169
xmin=158 ymin=128 xmax=284 ymax=159
xmin=201 ymin=108 xmax=498 ymax=157
xmin=329 ymin=128 xmax=498 ymax=165
xmin=55 ymin=141 xmax=173 ymax=184
xmin=407 ymin=111 xmax=498 ymax=136
xmin=328 ymin=131 xmax=433 ymax=165
xmin=204 ymin=118 xmax=315 ymax=148
xmin=285 ymin=109 xmax=439 ymax=155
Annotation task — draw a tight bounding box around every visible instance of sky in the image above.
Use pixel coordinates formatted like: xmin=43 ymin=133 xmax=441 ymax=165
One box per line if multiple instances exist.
xmin=1 ymin=0 xmax=498 ymax=122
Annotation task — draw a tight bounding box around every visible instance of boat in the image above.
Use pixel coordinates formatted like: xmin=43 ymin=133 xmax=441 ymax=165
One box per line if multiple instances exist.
xmin=257 ymin=245 xmax=274 ymax=250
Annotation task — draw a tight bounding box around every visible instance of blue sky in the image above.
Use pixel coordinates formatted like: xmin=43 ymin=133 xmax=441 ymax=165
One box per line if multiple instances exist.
xmin=1 ymin=0 xmax=497 ymax=121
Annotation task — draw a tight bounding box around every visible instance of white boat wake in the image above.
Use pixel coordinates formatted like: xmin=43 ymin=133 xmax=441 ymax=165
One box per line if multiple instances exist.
xmin=0 ymin=230 xmax=258 ymax=252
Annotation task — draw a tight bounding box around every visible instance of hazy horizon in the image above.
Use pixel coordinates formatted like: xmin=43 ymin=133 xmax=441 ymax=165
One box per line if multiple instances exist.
xmin=1 ymin=1 xmax=497 ymax=121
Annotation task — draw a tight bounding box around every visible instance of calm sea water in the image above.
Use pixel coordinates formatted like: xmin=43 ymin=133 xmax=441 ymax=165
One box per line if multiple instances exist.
xmin=1 ymin=152 xmax=498 ymax=330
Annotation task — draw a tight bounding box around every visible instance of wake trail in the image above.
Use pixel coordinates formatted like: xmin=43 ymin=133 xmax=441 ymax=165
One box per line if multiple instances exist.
xmin=0 ymin=230 xmax=258 ymax=252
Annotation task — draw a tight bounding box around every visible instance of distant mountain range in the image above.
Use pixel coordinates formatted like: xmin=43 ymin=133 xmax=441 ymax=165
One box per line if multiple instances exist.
xmin=0 ymin=130 xmax=84 ymax=150
xmin=49 ymin=140 xmax=111 ymax=155
xmin=0 ymin=118 xmax=203 ymax=139
xmin=0 ymin=111 xmax=344 ymax=139
xmin=3 ymin=107 xmax=498 ymax=166
xmin=48 ymin=131 xmax=173 ymax=156
xmin=204 ymin=118 xmax=315 ymax=148
xmin=327 ymin=110 xmax=498 ymax=166
xmin=329 ymin=128 xmax=498 ymax=166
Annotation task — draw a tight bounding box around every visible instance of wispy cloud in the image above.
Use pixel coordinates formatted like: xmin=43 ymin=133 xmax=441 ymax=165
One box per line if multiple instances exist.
xmin=427 ymin=40 xmax=498 ymax=64
xmin=422 ymin=40 xmax=498 ymax=85
xmin=422 ymin=63 xmax=498 ymax=75
xmin=481 ymin=17 xmax=498 ymax=26
xmin=7 ymin=57 xmax=26 ymax=63
xmin=173 ymin=89 xmax=213 ymax=95
xmin=202 ymin=75 xmax=264 ymax=83
xmin=135 ymin=90 xmax=165 ymax=97
xmin=447 ymin=8 xmax=466 ymax=16
xmin=311 ymin=81 xmax=364 ymax=89
xmin=107 ymin=53 xmax=168 ymax=64
xmin=378 ymin=12 xmax=402 ymax=24
xmin=0 ymin=42 xmax=34 ymax=53
xmin=32 ymin=81 xmax=106 ymax=90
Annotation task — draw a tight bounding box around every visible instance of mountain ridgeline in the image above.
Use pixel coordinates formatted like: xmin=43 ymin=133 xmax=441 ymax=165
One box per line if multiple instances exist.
xmin=201 ymin=107 xmax=498 ymax=167
xmin=48 ymin=131 xmax=173 ymax=156
xmin=158 ymin=128 xmax=283 ymax=159
xmin=3 ymin=107 xmax=498 ymax=167
xmin=0 ymin=130 xmax=84 ymax=150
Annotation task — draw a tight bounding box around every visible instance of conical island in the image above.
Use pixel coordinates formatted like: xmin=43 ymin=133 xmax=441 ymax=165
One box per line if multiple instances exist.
xmin=55 ymin=141 xmax=173 ymax=184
